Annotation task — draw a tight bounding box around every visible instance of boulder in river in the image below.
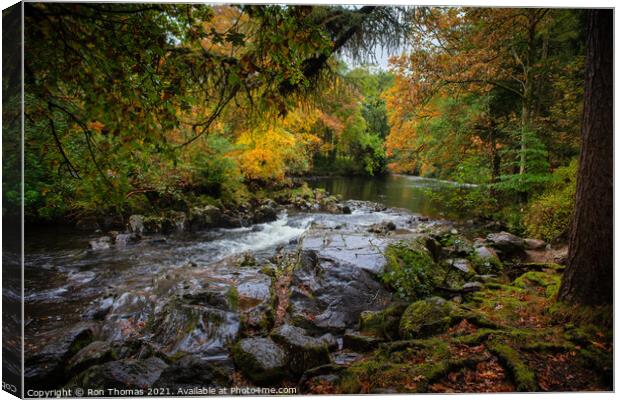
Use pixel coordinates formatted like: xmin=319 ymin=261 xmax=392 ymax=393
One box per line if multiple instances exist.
xmin=253 ymin=203 xmax=279 ymax=224
xmin=188 ymin=205 xmax=221 ymax=230
xmin=168 ymin=211 xmax=187 ymax=233
xmin=232 ymin=337 xmax=288 ymax=385
xmin=367 ymin=220 xmax=397 ymax=234
xmin=128 ymin=215 xmax=144 ymax=235
xmin=89 ymin=236 xmax=112 ymax=250
xmin=115 ymin=233 xmax=139 ymax=247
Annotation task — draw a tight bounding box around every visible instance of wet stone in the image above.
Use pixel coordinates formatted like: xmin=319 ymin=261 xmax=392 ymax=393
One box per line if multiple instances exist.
xmin=154 ymin=355 xmax=231 ymax=390
xmin=89 ymin=236 xmax=112 ymax=251
xmin=270 ymin=324 xmax=331 ymax=375
xmin=68 ymin=357 xmax=168 ymax=390
xmin=290 ymin=251 xmax=392 ymax=333
xmin=232 ymin=337 xmax=288 ymax=385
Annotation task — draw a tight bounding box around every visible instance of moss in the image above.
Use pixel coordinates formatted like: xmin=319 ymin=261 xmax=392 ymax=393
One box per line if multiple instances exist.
xmin=359 ymin=303 xmax=407 ymax=340
xmin=227 ymin=286 xmax=239 ymax=311
xmin=452 ymin=328 xmax=502 ymax=345
xmin=469 ymin=251 xmax=503 ymax=275
xmin=381 ymin=241 xmax=439 ymax=301
xmin=482 ymin=282 xmax=523 ymax=292
xmin=379 ymin=337 xmax=450 ymax=357
xmin=488 ymin=342 xmax=537 ymax=392
xmin=513 ymin=271 xmax=561 ymax=298
xmin=399 ymin=298 xmax=456 ymax=339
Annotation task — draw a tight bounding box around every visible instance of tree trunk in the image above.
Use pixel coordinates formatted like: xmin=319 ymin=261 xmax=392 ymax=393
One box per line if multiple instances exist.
xmin=558 ymin=9 xmax=613 ymax=306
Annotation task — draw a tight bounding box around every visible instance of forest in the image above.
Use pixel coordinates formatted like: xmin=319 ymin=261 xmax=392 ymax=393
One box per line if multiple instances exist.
xmin=3 ymin=3 xmax=613 ymax=395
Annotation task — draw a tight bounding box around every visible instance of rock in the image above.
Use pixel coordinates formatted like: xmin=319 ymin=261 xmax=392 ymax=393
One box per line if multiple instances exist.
xmin=89 ymin=236 xmax=112 ymax=250
xmin=253 ymin=204 xmax=279 ymax=224
xmin=300 ymin=364 xmax=345 ymax=388
xmin=168 ymin=211 xmax=187 ymax=233
xmin=438 ymin=234 xmax=473 ymax=257
xmin=367 ymin=221 xmax=397 ymax=234
xmin=462 ymin=281 xmax=484 ymax=292
xmin=359 ymin=303 xmax=407 ymax=340
xmin=289 ymin=250 xmax=392 ymax=332
xmin=382 ymin=240 xmax=439 ymax=300
xmin=270 ymin=324 xmax=331 ymax=375
xmin=188 ymin=205 xmax=221 ymax=230
xmin=319 ymin=196 xmax=342 ymax=213
xmin=25 ymin=322 xmax=97 ymax=388
xmin=154 ymin=355 xmax=231 ymax=390
xmin=232 ymin=337 xmax=288 ymax=385
xmin=420 ymin=235 xmax=442 ymax=261
xmin=302 ymin=232 xmax=390 ymax=274
xmin=399 ymin=297 xmax=456 ymax=339
xmin=343 ymin=330 xmax=384 ymax=352
xmin=341 ymin=205 xmax=352 ymax=214
xmin=142 ymin=215 xmax=166 ymax=234
xmin=115 ymin=233 xmax=139 ymax=247
xmin=449 ymin=258 xmax=475 ymax=275
xmin=486 ymin=231 xmax=525 ymax=256
xmin=472 ymin=246 xmax=503 ymax=274
xmin=148 ymin=302 xmax=239 ymax=357
xmin=68 ymin=357 xmax=168 ymax=390
xmin=554 ymin=249 xmax=568 ymax=265
xmin=101 ymin=292 xmax=152 ymax=342
xmin=238 ymin=252 xmax=257 ymax=267
xmin=83 ymin=297 xmax=114 ymax=320
xmin=524 ymin=238 xmax=547 ymax=250
xmin=318 ymin=333 xmax=339 ymax=351
xmin=66 ymin=341 xmax=115 ymax=375
xmin=128 ymin=215 xmax=144 ymax=235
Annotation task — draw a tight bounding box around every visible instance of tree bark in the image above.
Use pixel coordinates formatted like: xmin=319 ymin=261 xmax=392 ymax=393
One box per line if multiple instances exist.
xmin=558 ymin=9 xmax=613 ymax=306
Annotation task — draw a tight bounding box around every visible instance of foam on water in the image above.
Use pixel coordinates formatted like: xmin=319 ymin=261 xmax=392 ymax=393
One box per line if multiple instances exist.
xmin=186 ymin=212 xmax=314 ymax=263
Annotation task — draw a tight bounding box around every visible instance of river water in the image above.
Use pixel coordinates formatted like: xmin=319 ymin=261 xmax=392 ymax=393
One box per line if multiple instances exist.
xmin=308 ymin=174 xmax=475 ymax=219
xmin=22 ymin=175 xmax=466 ymax=387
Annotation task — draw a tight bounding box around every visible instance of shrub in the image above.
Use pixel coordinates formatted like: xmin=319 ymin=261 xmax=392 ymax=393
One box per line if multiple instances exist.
xmin=523 ymin=159 xmax=577 ymax=242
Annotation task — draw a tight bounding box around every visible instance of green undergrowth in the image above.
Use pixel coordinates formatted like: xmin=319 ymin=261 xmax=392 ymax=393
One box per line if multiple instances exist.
xmin=334 ymin=265 xmax=612 ymax=393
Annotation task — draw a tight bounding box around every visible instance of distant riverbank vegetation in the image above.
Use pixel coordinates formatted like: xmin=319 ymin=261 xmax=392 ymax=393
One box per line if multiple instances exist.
xmin=6 ymin=5 xmax=585 ymax=243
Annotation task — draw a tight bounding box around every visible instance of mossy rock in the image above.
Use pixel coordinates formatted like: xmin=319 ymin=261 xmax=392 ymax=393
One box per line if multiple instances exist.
xmin=343 ymin=330 xmax=384 ymax=352
xmin=470 ymin=246 xmax=503 ymax=275
xmin=513 ymin=271 xmax=561 ymax=299
xmin=270 ymin=324 xmax=330 ymax=375
xmin=382 ymin=241 xmax=441 ymax=301
xmin=359 ymin=302 xmax=407 ymax=340
xmin=232 ymin=337 xmax=288 ymax=385
xmin=399 ymin=297 xmax=457 ymax=339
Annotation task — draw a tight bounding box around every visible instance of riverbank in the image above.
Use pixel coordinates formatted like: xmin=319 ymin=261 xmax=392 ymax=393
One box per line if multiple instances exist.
xmin=22 ymin=191 xmax=611 ymax=393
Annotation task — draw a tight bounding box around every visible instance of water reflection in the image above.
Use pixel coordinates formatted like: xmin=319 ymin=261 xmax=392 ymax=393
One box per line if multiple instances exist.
xmin=307 ymin=174 xmax=473 ymax=219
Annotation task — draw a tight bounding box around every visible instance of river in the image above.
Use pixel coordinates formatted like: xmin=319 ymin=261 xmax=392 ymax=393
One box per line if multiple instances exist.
xmin=308 ymin=174 xmax=476 ymax=219
xmin=22 ymin=175 xmax=467 ymax=388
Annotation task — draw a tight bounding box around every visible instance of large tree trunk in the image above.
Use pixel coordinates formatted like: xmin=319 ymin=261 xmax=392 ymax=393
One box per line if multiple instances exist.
xmin=558 ymin=9 xmax=613 ymax=306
